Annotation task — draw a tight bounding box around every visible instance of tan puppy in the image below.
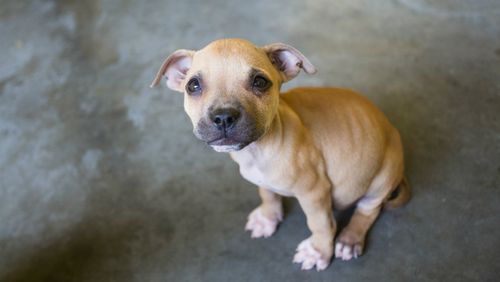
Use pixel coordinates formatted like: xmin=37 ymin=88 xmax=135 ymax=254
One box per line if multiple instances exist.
xmin=151 ymin=39 xmax=410 ymax=271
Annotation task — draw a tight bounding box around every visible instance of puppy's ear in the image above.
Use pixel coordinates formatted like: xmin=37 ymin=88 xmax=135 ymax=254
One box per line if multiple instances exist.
xmin=150 ymin=49 xmax=195 ymax=92
xmin=262 ymin=43 xmax=317 ymax=82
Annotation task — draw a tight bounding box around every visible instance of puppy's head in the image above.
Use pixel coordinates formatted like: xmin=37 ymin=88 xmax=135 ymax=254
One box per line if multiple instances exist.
xmin=151 ymin=39 xmax=316 ymax=152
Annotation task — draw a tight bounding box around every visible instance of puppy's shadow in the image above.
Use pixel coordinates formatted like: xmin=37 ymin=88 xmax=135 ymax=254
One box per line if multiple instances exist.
xmin=281 ymin=197 xmax=356 ymax=233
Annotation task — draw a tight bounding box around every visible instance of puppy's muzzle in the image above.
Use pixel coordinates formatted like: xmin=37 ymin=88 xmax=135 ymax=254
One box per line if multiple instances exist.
xmin=210 ymin=107 xmax=241 ymax=133
xmin=195 ymin=104 xmax=262 ymax=152
xmin=206 ymin=106 xmax=244 ymax=147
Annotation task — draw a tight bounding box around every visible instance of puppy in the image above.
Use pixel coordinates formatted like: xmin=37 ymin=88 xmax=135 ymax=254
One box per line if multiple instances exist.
xmin=151 ymin=38 xmax=410 ymax=271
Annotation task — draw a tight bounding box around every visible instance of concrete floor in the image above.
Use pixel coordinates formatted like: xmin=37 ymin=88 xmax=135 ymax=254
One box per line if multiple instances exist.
xmin=1 ymin=1 xmax=499 ymax=281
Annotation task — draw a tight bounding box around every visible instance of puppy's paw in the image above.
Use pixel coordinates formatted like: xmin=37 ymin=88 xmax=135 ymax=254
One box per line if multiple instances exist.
xmin=293 ymin=238 xmax=330 ymax=271
xmin=245 ymin=207 xmax=282 ymax=238
xmin=335 ymin=230 xmax=364 ymax=261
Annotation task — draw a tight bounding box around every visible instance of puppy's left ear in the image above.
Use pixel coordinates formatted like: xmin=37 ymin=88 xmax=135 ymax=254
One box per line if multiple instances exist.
xmin=150 ymin=49 xmax=195 ymax=92
xmin=262 ymin=43 xmax=317 ymax=82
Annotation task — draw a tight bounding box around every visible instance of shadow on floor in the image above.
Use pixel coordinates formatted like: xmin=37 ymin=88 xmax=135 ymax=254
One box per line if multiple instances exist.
xmin=1 ymin=187 xmax=175 ymax=282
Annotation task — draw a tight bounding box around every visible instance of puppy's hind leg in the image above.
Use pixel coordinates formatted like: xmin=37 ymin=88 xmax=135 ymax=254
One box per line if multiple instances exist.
xmin=336 ymin=151 xmax=405 ymax=260
xmin=334 ymin=176 xmax=409 ymax=261
xmin=335 ymin=204 xmax=381 ymax=261
xmin=245 ymin=187 xmax=283 ymax=238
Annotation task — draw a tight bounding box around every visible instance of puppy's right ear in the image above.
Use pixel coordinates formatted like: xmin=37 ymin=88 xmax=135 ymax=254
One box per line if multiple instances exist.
xmin=150 ymin=49 xmax=195 ymax=92
xmin=262 ymin=43 xmax=317 ymax=82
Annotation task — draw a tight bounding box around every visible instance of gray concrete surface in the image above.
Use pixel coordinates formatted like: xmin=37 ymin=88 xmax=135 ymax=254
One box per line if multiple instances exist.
xmin=1 ymin=1 xmax=499 ymax=281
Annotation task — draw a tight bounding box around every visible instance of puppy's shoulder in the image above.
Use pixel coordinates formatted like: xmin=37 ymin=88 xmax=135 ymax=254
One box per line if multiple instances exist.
xmin=281 ymin=87 xmax=369 ymax=108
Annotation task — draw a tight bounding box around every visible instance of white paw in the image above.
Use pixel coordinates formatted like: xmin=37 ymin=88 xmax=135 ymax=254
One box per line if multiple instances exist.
xmin=245 ymin=207 xmax=281 ymax=238
xmin=335 ymin=241 xmax=363 ymax=261
xmin=293 ymin=239 xmax=330 ymax=271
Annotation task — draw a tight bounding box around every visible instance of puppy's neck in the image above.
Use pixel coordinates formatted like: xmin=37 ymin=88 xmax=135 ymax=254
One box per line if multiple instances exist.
xmin=232 ymin=98 xmax=298 ymax=159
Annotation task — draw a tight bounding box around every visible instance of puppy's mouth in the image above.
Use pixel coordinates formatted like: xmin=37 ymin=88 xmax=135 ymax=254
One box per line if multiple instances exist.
xmin=206 ymin=137 xmax=249 ymax=152
xmin=195 ymin=111 xmax=263 ymax=153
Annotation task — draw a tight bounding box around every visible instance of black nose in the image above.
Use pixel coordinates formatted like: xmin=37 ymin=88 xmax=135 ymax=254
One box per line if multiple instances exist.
xmin=210 ymin=108 xmax=241 ymax=131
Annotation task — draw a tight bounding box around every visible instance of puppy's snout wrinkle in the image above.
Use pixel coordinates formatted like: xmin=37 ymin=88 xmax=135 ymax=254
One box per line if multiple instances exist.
xmin=210 ymin=107 xmax=241 ymax=131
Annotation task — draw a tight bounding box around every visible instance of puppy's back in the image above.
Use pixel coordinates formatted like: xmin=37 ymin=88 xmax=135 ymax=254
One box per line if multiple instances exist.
xmin=281 ymin=87 xmax=401 ymax=207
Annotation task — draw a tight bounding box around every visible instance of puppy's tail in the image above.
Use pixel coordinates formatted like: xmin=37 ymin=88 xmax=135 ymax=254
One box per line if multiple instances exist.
xmin=384 ymin=176 xmax=411 ymax=210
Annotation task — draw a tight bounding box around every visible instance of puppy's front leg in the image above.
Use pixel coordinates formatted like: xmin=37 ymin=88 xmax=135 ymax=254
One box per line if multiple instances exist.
xmin=293 ymin=184 xmax=336 ymax=271
xmin=245 ymin=187 xmax=283 ymax=238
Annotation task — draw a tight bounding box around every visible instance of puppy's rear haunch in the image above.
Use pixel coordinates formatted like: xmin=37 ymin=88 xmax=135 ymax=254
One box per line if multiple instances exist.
xmin=151 ymin=38 xmax=410 ymax=271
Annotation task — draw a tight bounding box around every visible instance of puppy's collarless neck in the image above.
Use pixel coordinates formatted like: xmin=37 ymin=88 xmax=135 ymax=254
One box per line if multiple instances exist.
xmin=234 ymin=98 xmax=302 ymax=158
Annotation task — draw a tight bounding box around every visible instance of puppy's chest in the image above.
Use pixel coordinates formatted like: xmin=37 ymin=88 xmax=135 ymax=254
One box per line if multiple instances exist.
xmin=235 ymin=157 xmax=294 ymax=197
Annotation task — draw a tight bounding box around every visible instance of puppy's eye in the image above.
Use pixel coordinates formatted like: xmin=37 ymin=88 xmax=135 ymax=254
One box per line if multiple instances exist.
xmin=252 ymin=75 xmax=271 ymax=91
xmin=186 ymin=78 xmax=202 ymax=95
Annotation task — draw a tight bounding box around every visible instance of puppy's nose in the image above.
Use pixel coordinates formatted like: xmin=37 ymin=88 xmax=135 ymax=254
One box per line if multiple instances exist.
xmin=210 ymin=108 xmax=241 ymax=131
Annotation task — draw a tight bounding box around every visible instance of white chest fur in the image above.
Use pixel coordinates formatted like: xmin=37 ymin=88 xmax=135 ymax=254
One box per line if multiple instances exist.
xmin=230 ymin=148 xmax=294 ymax=197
